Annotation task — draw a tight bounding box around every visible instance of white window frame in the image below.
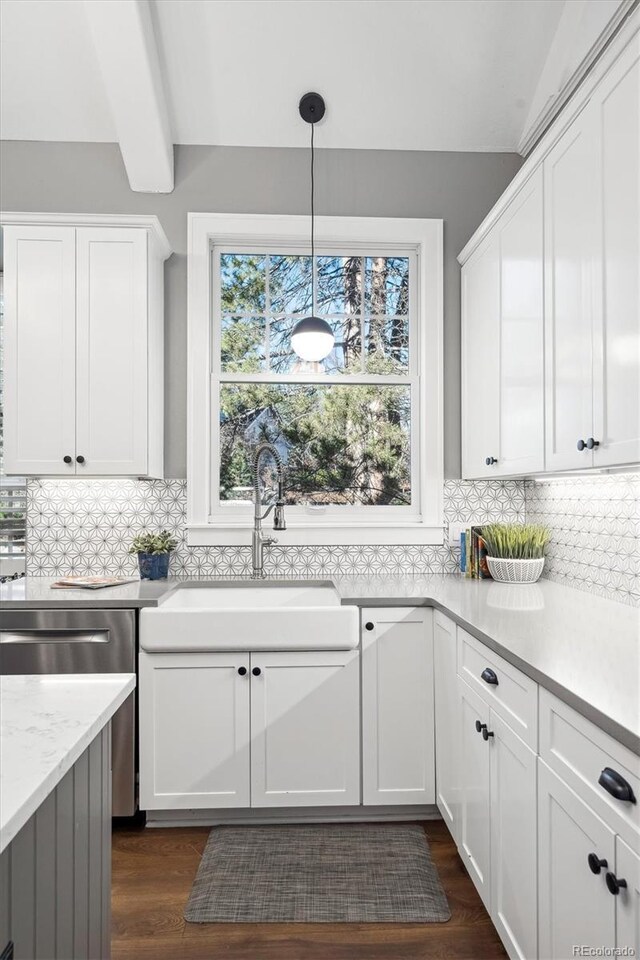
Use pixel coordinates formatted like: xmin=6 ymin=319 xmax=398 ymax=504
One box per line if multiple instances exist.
xmin=187 ymin=213 xmax=443 ymax=546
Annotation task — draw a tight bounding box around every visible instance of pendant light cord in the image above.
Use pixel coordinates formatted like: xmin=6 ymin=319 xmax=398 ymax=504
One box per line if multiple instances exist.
xmin=310 ymin=120 xmax=315 ymax=313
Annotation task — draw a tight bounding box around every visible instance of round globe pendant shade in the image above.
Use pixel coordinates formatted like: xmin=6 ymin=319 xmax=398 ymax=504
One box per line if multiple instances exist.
xmin=291 ymin=316 xmax=334 ymax=362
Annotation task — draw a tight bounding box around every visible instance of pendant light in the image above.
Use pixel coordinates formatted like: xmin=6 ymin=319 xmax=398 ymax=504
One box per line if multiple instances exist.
xmin=291 ymin=92 xmax=335 ymax=363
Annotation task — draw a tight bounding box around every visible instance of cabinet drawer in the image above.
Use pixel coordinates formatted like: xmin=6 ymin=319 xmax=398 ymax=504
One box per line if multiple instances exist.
xmin=540 ymin=689 xmax=640 ymax=848
xmin=457 ymin=628 xmax=538 ymax=749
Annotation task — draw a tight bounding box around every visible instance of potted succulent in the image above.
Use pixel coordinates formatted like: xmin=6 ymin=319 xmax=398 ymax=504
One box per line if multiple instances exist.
xmin=480 ymin=523 xmax=550 ymax=584
xmin=129 ymin=530 xmax=178 ymax=580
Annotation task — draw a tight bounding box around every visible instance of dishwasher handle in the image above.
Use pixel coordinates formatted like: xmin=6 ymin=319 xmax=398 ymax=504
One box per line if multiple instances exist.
xmin=0 ymin=630 xmax=110 ymax=644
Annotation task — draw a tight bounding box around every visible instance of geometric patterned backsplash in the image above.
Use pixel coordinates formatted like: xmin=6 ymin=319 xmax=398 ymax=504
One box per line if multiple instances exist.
xmin=25 ymin=473 xmax=639 ymax=606
xmin=525 ymin=473 xmax=640 ymax=607
xmin=26 ymin=478 xmax=525 ymax=580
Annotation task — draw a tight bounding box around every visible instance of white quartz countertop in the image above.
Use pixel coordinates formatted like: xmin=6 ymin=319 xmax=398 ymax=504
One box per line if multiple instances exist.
xmin=0 ymin=673 xmax=135 ymax=854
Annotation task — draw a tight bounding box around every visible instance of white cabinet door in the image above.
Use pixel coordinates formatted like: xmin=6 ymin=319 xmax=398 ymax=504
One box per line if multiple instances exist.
xmin=499 ymin=167 xmax=544 ymax=476
xmin=361 ymin=607 xmax=435 ymax=806
xmin=489 ymin=710 xmax=537 ymax=960
xmin=616 ymin=836 xmax=640 ymax=957
xmin=139 ymin=651 xmax=251 ymax=810
xmin=544 ymin=107 xmax=598 ymax=472
xmin=592 ymin=36 xmax=640 ymax=468
xmin=2 ymin=226 xmax=77 ymax=475
xmin=461 ymin=233 xmax=501 ymax=479
xmin=250 ymin=650 xmax=360 ymax=808
xmin=538 ymin=759 xmax=616 ymax=960
xmin=75 ymin=228 xmax=149 ymax=475
xmin=433 ymin=611 xmax=459 ymax=840
xmin=458 ymin=676 xmax=491 ymax=909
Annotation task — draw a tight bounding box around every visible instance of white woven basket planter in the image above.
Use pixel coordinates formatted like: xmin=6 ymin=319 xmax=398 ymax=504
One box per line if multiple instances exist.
xmin=486 ymin=557 xmax=545 ymax=584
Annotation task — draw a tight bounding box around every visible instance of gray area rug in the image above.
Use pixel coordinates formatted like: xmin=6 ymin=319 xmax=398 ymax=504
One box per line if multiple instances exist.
xmin=184 ymin=823 xmax=451 ymax=923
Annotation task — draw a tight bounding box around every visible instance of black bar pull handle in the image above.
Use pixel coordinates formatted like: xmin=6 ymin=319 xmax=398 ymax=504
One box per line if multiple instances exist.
xmin=481 ymin=667 xmax=499 ymax=686
xmin=598 ymin=767 xmax=636 ymax=803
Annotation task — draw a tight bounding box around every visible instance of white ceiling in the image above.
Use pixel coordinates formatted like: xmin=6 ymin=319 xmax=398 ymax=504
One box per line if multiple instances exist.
xmin=1 ymin=0 xmax=567 ymax=152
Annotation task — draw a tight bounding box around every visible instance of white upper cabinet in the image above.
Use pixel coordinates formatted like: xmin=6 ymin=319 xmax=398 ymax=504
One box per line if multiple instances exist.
xmin=75 ymin=228 xmax=150 ymax=476
xmin=592 ymin=36 xmax=640 ymax=467
xmin=2 ymin=215 xmax=170 ymax=477
xmin=544 ymin=106 xmax=597 ymax=472
xmin=3 ymin=227 xmax=77 ymax=475
xmin=461 ymin=168 xmax=544 ymax=479
xmin=460 ymin=25 xmax=639 ymax=477
xmin=546 ymin=33 xmax=640 ymax=470
xmin=461 ymin=232 xmax=501 ymax=479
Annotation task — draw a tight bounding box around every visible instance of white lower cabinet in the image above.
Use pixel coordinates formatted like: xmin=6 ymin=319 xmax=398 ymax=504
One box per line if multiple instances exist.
xmin=361 ymin=607 xmax=435 ymax=805
xmin=458 ymin=673 xmax=537 ymax=960
xmin=616 ymin=836 xmax=640 ymax=953
xmin=538 ymin=759 xmax=616 ymax=959
xmin=139 ymin=648 xmax=360 ymax=811
xmin=489 ymin=710 xmax=537 ymax=960
xmin=434 ymin=611 xmax=459 ymax=840
xmin=139 ymin=651 xmax=251 ymax=810
xmin=458 ymin=676 xmax=492 ymax=908
xmin=250 ymin=650 xmax=360 ymax=807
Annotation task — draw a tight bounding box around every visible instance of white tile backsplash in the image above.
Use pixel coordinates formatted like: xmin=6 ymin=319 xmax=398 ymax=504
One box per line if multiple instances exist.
xmin=525 ymin=474 xmax=640 ymax=606
xmin=25 ymin=479 xmax=524 ymax=579
xmin=25 ymin=473 xmax=639 ymax=606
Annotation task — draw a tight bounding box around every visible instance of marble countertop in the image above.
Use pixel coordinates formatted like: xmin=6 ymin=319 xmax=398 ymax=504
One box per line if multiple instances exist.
xmin=0 ymin=673 xmax=135 ymax=854
xmin=2 ymin=574 xmax=638 ymax=753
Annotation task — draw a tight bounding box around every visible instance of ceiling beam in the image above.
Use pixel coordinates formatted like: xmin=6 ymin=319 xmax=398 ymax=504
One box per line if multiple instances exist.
xmin=84 ymin=0 xmax=173 ymax=193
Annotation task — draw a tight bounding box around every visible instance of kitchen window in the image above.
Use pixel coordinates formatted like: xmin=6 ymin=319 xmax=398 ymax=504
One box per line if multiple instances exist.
xmin=187 ymin=214 xmax=443 ymax=545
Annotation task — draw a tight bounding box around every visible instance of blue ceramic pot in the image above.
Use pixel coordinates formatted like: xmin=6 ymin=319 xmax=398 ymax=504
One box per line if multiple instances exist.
xmin=137 ymin=552 xmax=170 ymax=580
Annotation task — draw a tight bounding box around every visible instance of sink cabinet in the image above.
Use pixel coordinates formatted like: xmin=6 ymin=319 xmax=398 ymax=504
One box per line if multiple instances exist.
xmin=139 ymin=651 xmax=251 ymax=810
xmin=250 ymin=650 xmax=360 ymax=807
xmin=139 ymin=648 xmax=360 ymax=811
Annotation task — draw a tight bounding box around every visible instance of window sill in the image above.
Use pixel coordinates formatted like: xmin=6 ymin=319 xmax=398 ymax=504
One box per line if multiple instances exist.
xmin=186 ymin=522 xmax=445 ymax=547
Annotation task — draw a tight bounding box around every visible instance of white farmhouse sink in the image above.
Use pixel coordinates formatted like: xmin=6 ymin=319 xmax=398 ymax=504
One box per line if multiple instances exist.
xmin=140 ymin=581 xmax=359 ymax=652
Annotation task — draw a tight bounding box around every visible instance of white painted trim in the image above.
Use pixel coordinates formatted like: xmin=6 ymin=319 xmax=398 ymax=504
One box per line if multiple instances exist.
xmin=83 ymin=0 xmax=174 ymax=194
xmin=186 ymin=524 xmax=445 ymax=547
xmin=458 ymin=6 xmax=640 ymax=266
xmin=0 ymin=212 xmax=172 ymax=260
xmin=518 ymin=0 xmax=637 ymax=157
xmin=187 ymin=213 xmax=444 ymax=546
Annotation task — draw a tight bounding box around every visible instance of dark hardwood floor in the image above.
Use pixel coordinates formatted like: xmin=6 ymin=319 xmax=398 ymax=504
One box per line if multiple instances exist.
xmin=111 ymin=819 xmax=508 ymax=960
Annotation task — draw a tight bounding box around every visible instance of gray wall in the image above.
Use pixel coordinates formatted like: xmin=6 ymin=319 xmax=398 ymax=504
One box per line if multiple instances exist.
xmin=0 ymin=141 xmax=522 ymax=478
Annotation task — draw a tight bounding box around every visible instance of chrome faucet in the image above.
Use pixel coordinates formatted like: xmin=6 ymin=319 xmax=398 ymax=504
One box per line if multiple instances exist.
xmin=251 ymin=442 xmax=286 ymax=579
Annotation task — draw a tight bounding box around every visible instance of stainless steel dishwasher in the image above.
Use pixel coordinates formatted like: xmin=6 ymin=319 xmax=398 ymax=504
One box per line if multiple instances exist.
xmin=0 ymin=608 xmax=137 ymax=816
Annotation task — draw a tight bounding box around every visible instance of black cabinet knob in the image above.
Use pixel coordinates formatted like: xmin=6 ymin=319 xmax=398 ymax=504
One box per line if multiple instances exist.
xmin=365 ymin=622 xmax=374 ymax=631
xmin=481 ymin=667 xmax=499 ymax=686
xmin=475 ymin=720 xmax=486 ymax=734
xmin=63 ymin=455 xmax=72 ymax=464
xmin=588 ymin=853 xmax=608 ymax=875
xmin=482 ymin=727 xmax=495 ymax=741
xmin=252 ymin=666 xmax=262 ymax=677
xmin=598 ymin=767 xmax=636 ymax=803
xmin=577 ymin=439 xmax=587 ymax=451
xmin=605 ymin=872 xmax=627 ymax=896
xmin=485 ymin=457 xmax=498 ymax=465
xmin=586 ymin=437 xmax=600 ymax=450
xmin=76 ymin=455 xmax=85 ymax=464
xmin=238 ymin=666 xmax=247 ymax=676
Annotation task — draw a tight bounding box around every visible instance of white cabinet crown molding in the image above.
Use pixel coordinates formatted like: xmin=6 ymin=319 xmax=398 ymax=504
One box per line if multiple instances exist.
xmin=458 ymin=6 xmax=639 ymax=266
xmin=0 ymin=212 xmax=171 ymax=261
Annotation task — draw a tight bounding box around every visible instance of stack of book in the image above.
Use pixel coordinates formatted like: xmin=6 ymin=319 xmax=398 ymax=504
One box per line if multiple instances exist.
xmin=460 ymin=526 xmax=492 ymax=579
